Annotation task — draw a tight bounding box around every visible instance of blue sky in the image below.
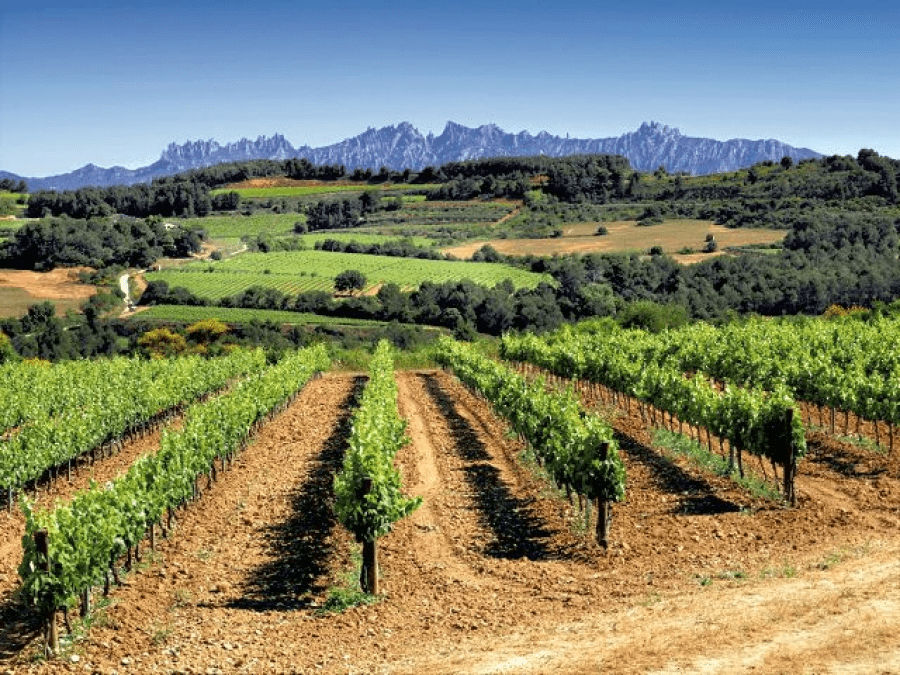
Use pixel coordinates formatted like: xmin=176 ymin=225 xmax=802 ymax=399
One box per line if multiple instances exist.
xmin=1 ymin=0 xmax=897 ymax=177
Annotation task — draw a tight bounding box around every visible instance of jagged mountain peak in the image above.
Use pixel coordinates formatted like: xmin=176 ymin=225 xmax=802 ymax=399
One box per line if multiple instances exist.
xmin=7 ymin=121 xmax=823 ymax=191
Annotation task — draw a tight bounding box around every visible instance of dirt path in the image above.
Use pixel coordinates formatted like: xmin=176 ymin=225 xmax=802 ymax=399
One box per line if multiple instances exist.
xmin=4 ymin=370 xmax=900 ymax=674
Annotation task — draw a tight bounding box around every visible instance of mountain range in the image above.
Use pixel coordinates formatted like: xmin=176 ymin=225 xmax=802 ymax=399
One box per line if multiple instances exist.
xmin=1 ymin=121 xmax=822 ymax=191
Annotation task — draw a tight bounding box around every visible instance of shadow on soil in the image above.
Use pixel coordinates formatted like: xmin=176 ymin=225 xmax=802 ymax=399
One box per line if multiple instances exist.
xmin=806 ymin=435 xmax=887 ymax=480
xmin=421 ymin=374 xmax=555 ymax=561
xmin=0 ymin=589 xmax=44 ymax=663
xmin=226 ymin=376 xmax=366 ymax=612
xmin=613 ymin=430 xmax=742 ymax=515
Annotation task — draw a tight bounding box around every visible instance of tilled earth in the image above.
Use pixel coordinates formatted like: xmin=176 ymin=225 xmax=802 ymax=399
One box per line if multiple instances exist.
xmin=1 ymin=370 xmax=899 ymax=674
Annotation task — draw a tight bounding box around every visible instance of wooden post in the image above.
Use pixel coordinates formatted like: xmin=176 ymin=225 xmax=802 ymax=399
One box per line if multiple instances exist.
xmin=81 ymin=588 xmax=91 ymax=618
xmin=783 ymin=408 xmax=796 ymax=506
xmin=359 ymin=477 xmax=379 ymax=595
xmin=34 ymin=530 xmax=59 ymax=655
xmin=596 ymin=442 xmax=611 ymax=549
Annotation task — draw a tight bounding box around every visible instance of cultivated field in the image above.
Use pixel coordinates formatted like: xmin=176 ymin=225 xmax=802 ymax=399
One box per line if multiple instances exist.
xmin=145 ymin=250 xmax=549 ymax=300
xmin=0 ymin=367 xmax=897 ymax=673
xmin=0 ymin=268 xmax=96 ymax=317
xmin=442 ymin=219 xmax=786 ymax=262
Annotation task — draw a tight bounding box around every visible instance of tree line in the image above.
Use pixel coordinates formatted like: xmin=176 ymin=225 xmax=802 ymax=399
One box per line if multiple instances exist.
xmin=0 ymin=216 xmax=203 ymax=270
xmin=0 ymin=178 xmax=27 ymax=193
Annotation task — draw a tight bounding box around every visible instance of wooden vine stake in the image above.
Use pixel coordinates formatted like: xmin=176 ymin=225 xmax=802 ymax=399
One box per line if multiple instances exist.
xmin=783 ymin=408 xmax=797 ymax=507
xmin=359 ymin=476 xmax=379 ymax=595
xmin=34 ymin=529 xmax=59 ymax=655
xmin=595 ymin=442 xmax=611 ymax=550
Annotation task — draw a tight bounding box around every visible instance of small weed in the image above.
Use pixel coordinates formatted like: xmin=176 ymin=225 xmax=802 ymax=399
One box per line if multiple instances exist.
xmin=816 ymin=549 xmax=848 ymax=571
xmin=196 ymin=549 xmax=211 ymax=561
xmin=833 ymin=432 xmax=887 ymax=455
xmin=696 ymin=575 xmax=712 ymax=587
xmin=317 ymin=587 xmax=377 ymax=615
xmin=641 ymin=591 xmax=662 ymax=606
xmin=39 ymin=595 xmax=116 ymax=661
xmin=150 ymin=621 xmax=174 ymax=646
xmin=172 ymin=588 xmax=193 ymax=609
xmin=717 ymin=569 xmax=747 ymax=581
xmin=760 ymin=561 xmax=798 ymax=579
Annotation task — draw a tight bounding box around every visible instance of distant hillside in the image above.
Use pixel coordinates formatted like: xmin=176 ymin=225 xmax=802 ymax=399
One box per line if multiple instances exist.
xmin=4 ymin=121 xmax=821 ymax=191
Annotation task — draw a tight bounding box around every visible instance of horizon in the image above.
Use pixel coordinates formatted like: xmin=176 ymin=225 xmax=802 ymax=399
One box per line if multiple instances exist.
xmin=1 ymin=0 xmax=898 ymax=177
xmin=2 ymin=119 xmax=831 ymax=179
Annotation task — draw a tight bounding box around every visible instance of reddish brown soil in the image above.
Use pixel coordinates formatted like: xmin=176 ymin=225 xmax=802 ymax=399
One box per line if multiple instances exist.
xmin=2 ymin=370 xmax=899 ymax=674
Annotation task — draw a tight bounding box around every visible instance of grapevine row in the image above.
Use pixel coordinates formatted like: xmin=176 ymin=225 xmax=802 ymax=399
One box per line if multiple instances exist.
xmin=19 ymin=345 xmax=330 ymax=651
xmin=333 ymin=341 xmax=420 ymax=594
xmin=434 ymin=336 xmax=625 ymax=547
xmin=0 ymin=355 xmax=253 ymax=438
xmin=580 ymin=317 xmax=900 ymax=442
xmin=499 ymin=331 xmax=805 ymax=502
xmin=0 ymin=349 xmax=268 ymax=503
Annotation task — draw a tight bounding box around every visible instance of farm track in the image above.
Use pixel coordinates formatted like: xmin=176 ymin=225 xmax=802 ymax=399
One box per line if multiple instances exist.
xmin=2 ymin=370 xmax=900 ymax=673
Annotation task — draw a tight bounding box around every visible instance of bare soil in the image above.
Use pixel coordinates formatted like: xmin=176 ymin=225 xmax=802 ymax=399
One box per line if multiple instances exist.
xmin=1 ymin=370 xmax=898 ymax=674
xmin=0 ymin=268 xmax=97 ymax=318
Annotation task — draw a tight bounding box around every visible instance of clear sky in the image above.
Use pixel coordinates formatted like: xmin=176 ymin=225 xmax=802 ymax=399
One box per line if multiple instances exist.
xmin=1 ymin=0 xmax=897 ymax=177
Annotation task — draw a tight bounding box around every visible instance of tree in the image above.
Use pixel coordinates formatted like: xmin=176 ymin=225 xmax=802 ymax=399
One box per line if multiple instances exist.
xmin=186 ymin=319 xmax=229 ymax=346
xmin=138 ymin=327 xmax=188 ymax=358
xmin=334 ymin=269 xmax=367 ymax=295
xmin=781 ymin=156 xmax=794 ymax=170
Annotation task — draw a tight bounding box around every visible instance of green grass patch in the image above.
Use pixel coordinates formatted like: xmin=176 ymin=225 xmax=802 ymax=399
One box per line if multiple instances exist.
xmin=652 ymin=428 xmax=782 ymax=501
xmin=145 ymin=250 xmax=549 ymax=300
xmin=130 ymin=305 xmax=391 ymax=327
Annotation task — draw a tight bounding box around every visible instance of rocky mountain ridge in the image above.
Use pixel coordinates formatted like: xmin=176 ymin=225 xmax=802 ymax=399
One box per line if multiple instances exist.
xmin=3 ymin=121 xmax=821 ymax=191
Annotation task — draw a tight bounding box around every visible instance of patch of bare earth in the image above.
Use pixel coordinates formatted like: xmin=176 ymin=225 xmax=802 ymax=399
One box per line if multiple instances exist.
xmin=0 ymin=267 xmax=97 ymax=317
xmin=2 ymin=370 xmax=899 ymax=674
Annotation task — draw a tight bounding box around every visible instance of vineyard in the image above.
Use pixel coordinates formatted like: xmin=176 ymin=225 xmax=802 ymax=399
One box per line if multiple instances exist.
xmin=145 ymin=250 xmax=549 ymax=299
xmin=0 ymin=336 xmax=899 ymax=674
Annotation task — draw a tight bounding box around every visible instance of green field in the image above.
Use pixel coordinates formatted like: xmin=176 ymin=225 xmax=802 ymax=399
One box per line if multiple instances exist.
xmin=180 ymin=213 xmax=301 ymax=240
xmin=211 ymin=184 xmax=441 ymax=199
xmin=0 ymin=192 xmax=26 ymax=218
xmin=295 ymin=231 xmax=436 ymax=248
xmin=145 ymin=250 xmax=549 ymax=300
xmin=131 ymin=305 xmax=393 ymax=327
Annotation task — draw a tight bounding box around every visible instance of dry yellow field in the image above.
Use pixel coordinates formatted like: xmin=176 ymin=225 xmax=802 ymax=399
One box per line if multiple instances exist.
xmin=442 ymin=219 xmax=786 ymax=263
